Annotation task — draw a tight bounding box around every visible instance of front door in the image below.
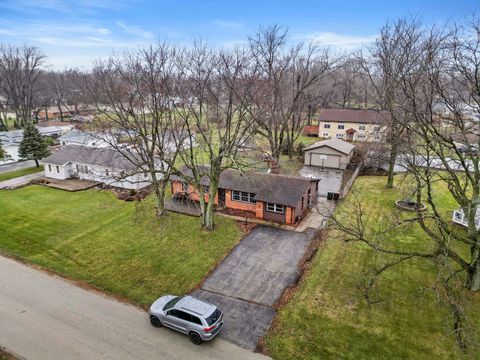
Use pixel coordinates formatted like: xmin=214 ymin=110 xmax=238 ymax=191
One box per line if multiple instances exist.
xmin=218 ymin=189 xmax=226 ymax=206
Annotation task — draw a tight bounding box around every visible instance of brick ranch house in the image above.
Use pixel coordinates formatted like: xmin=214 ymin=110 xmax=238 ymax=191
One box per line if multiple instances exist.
xmin=171 ymin=168 xmax=319 ymax=225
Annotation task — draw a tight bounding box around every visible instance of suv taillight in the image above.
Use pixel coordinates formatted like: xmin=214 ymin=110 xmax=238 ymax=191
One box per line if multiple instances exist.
xmin=204 ymin=325 xmax=215 ymax=333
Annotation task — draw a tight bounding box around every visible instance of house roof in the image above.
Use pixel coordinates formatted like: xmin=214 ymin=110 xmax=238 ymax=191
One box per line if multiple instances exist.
xmin=41 ymin=145 xmax=140 ymax=171
xmin=303 ymin=138 xmax=356 ymax=154
xmin=318 ymin=108 xmax=390 ymax=124
xmin=59 ymin=129 xmax=105 ymax=145
xmin=173 ymin=167 xmax=318 ymax=207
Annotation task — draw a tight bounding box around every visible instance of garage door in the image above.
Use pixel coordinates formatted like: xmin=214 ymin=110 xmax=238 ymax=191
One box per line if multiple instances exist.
xmin=310 ymin=152 xmax=340 ymax=169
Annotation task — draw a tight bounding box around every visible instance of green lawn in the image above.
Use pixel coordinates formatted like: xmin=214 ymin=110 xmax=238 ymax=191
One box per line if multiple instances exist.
xmin=265 ymin=176 xmax=480 ymax=360
xmin=0 ymin=165 xmax=44 ymax=182
xmin=0 ymin=185 xmax=242 ymax=306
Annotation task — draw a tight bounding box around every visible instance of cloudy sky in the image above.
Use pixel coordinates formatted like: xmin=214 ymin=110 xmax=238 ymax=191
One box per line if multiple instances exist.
xmin=0 ymin=0 xmax=478 ymax=69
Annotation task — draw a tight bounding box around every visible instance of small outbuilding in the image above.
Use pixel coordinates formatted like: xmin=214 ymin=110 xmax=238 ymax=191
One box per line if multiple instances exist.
xmin=303 ymin=139 xmax=355 ymax=170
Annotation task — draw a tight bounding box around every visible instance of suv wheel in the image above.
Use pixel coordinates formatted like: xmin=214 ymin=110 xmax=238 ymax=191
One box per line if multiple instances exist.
xmin=150 ymin=315 xmax=162 ymax=328
xmin=189 ymin=331 xmax=202 ymax=345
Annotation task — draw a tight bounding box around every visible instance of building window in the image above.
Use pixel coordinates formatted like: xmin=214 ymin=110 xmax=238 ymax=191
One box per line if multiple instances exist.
xmin=338 ymin=123 xmax=345 ymax=129
xmin=232 ymin=190 xmax=256 ymax=203
xmin=323 ymin=123 xmax=331 ymax=129
xmin=357 ymin=134 xmax=366 ymax=140
xmin=48 ymin=164 xmax=52 ymax=172
xmin=322 ymin=132 xmax=329 ymax=137
xmin=203 ymin=185 xmax=210 ymax=193
xmin=56 ymin=166 xmax=60 ymax=173
xmin=266 ymin=203 xmax=284 ymax=214
xmin=181 ymin=182 xmax=188 ymax=192
xmin=374 ymin=126 xmax=381 ymax=132
xmin=105 ymin=169 xmax=109 ymax=177
xmin=336 ymin=134 xmax=344 ymax=139
xmin=358 ymin=125 xmax=366 ymax=131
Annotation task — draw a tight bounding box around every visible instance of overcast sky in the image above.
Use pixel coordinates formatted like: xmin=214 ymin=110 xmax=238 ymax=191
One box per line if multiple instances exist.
xmin=0 ymin=0 xmax=478 ymax=69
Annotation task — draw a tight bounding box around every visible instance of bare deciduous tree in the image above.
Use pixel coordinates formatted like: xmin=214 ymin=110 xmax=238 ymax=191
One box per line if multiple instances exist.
xmin=172 ymin=44 xmax=258 ymax=230
xmin=0 ymin=44 xmax=45 ymax=128
xmin=87 ymin=44 xmax=181 ymax=216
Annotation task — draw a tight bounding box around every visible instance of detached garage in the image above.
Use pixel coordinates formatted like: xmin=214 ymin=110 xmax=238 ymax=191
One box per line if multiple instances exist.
xmin=303 ymin=139 xmax=355 ymax=170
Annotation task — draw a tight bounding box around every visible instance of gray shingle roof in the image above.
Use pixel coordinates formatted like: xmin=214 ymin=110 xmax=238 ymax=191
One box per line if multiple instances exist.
xmin=41 ymin=145 xmax=140 ymax=171
xmin=303 ymin=139 xmax=355 ymax=154
xmin=318 ymin=108 xmax=390 ymax=124
xmin=173 ymin=167 xmax=318 ymax=207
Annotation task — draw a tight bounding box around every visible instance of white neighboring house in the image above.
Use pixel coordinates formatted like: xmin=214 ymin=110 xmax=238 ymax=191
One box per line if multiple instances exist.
xmin=0 ymin=124 xmax=73 ymax=164
xmin=58 ymin=129 xmax=112 ymax=148
xmin=41 ymin=145 xmax=158 ymax=190
xmin=452 ymin=207 xmax=480 ymax=230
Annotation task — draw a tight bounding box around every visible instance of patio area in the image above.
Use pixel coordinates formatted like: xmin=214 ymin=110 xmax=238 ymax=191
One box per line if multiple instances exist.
xmin=33 ymin=177 xmax=100 ymax=191
xmin=164 ymin=198 xmax=201 ymax=216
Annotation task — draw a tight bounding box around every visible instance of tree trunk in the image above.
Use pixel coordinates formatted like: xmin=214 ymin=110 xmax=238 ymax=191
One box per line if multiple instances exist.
xmin=151 ymin=173 xmax=166 ymax=217
xmin=202 ymin=177 xmax=219 ymax=230
xmin=34 ymin=159 xmax=39 ymax=167
xmin=385 ymin=141 xmax=397 ymax=188
xmin=466 ymin=260 xmax=480 ymax=291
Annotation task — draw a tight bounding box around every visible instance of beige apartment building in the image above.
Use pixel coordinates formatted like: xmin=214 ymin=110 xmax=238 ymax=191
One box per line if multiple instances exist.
xmin=317 ymin=108 xmax=389 ymax=142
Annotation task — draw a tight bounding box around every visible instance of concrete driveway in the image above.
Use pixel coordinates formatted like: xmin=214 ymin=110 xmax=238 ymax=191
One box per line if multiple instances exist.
xmin=0 ymin=256 xmax=269 ymax=360
xmin=0 ymin=172 xmax=43 ymax=189
xmin=192 ymin=226 xmax=314 ymax=350
xmin=299 ymin=166 xmax=343 ymax=197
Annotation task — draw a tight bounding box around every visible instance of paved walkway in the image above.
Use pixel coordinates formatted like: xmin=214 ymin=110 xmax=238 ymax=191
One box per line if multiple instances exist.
xmin=0 ymin=172 xmax=43 ymax=189
xmin=0 ymin=256 xmax=270 ymax=360
xmin=296 ymin=197 xmax=336 ymax=233
xmin=0 ymin=160 xmax=36 ymax=174
xmin=192 ymin=226 xmax=315 ymax=350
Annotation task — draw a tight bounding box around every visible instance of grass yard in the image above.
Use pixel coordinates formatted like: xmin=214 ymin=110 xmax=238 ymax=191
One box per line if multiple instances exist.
xmin=0 ymin=185 xmax=242 ymax=306
xmin=0 ymin=165 xmax=44 ymax=182
xmin=265 ymin=176 xmax=480 ymax=360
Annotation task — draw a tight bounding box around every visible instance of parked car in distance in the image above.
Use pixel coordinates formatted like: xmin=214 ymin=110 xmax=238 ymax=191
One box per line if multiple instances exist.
xmin=148 ymin=295 xmax=223 ymax=345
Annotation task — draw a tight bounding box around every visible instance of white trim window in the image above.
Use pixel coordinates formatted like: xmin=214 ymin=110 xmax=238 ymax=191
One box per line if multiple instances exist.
xmin=357 ymin=134 xmax=366 ymax=140
xmin=336 ymin=133 xmax=345 ymax=139
xmin=337 ymin=123 xmax=345 ymax=129
xmin=374 ymin=126 xmax=381 ymax=132
xmin=323 ymin=123 xmax=331 ymax=129
xmin=232 ymin=190 xmax=256 ymax=203
xmin=266 ymin=203 xmax=284 ymax=214
xmin=358 ymin=123 xmax=366 ymax=131
xmin=322 ymin=132 xmax=329 ymax=137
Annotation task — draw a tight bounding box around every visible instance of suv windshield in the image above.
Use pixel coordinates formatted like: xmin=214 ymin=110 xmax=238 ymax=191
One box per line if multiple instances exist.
xmin=205 ymin=308 xmax=221 ymax=326
xmin=163 ymin=296 xmax=183 ymax=311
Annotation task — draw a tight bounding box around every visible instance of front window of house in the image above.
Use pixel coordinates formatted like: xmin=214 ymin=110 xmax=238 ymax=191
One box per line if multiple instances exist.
xmin=336 ymin=134 xmax=344 ymax=139
xmin=374 ymin=126 xmax=381 ymax=132
xmin=48 ymin=164 xmax=52 ymax=172
xmin=357 ymin=134 xmax=366 ymax=140
xmin=338 ymin=123 xmax=345 ymax=129
xmin=358 ymin=123 xmax=366 ymax=131
xmin=322 ymin=132 xmax=329 ymax=137
xmin=181 ymin=182 xmax=188 ymax=192
xmin=324 ymin=123 xmax=331 ymax=129
xmin=56 ymin=166 xmax=60 ymax=173
xmin=232 ymin=190 xmax=256 ymax=203
xmin=266 ymin=203 xmax=284 ymax=214
xmin=203 ymin=185 xmax=210 ymax=193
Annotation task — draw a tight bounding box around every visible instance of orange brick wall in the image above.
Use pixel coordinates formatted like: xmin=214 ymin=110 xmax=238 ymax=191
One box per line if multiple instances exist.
xmin=171 ymin=180 xmax=217 ymax=204
xmin=285 ymin=207 xmax=295 ymax=225
xmin=225 ymin=190 xmax=257 ymax=212
xmin=255 ymin=202 xmax=264 ymax=219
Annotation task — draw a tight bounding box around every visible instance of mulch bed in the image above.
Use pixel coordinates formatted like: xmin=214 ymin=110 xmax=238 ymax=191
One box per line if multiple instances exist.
xmin=219 ymin=207 xmax=257 ymax=219
xmin=103 ymin=185 xmax=153 ymax=201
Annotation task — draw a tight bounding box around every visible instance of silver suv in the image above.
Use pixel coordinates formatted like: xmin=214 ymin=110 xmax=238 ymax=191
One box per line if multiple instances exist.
xmin=148 ymin=295 xmax=224 ymax=345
